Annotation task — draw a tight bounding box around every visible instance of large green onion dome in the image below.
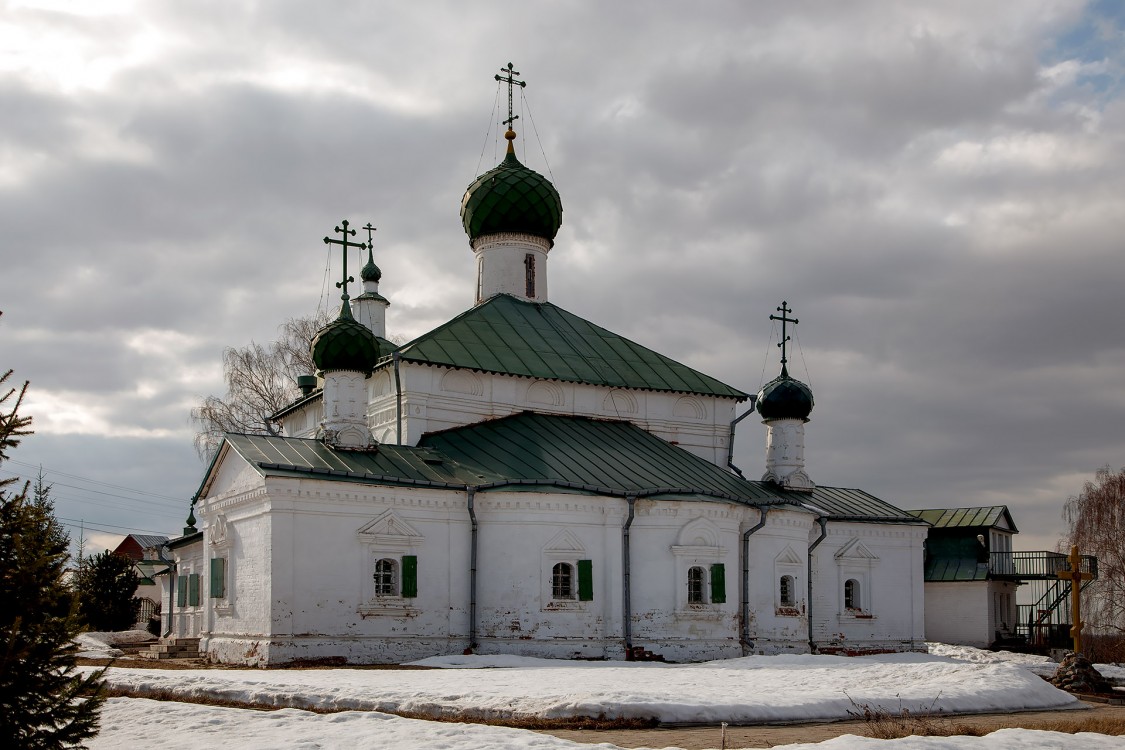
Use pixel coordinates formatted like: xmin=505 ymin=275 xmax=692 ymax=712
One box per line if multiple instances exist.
xmin=311 ymin=303 xmax=383 ymax=374
xmin=460 ymin=131 xmax=563 ymax=242
xmin=756 ymin=367 xmax=815 ymax=421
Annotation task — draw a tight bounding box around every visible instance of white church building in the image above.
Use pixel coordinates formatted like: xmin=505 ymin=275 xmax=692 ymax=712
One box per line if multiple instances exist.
xmin=162 ymin=76 xmax=928 ymax=666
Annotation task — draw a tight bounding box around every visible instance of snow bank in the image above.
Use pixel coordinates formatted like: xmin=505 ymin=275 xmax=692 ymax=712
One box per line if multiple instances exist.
xmin=928 ymin=642 xmax=1125 ymax=683
xmin=88 ymin=650 xmax=1077 ymax=724
xmin=88 ymin=698 xmax=1123 ymax=750
xmin=74 ymin=630 xmax=153 ymax=659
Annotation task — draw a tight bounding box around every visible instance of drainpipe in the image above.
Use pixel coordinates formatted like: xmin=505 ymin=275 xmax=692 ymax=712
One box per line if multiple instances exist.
xmin=466 ymin=487 xmax=478 ymax=652
xmin=393 ymin=351 xmax=403 ymax=445
xmin=726 ymin=398 xmax=758 ymax=478
xmin=740 ymin=507 xmax=768 ymax=654
xmin=806 ymin=517 xmax=828 ymax=654
xmin=622 ymin=494 xmax=636 ymax=660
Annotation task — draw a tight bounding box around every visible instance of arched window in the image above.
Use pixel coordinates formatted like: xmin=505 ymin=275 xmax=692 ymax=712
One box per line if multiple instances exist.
xmin=374 ymin=558 xmax=398 ymax=597
xmin=779 ymin=575 xmax=795 ymax=607
xmin=687 ymin=566 xmax=706 ymax=604
xmin=844 ymin=578 xmax=860 ymax=610
xmin=552 ymin=562 xmax=574 ymax=600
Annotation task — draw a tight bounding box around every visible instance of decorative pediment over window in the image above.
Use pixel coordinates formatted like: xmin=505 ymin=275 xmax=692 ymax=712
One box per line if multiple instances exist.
xmin=544 ymin=529 xmax=586 ymax=555
xmin=209 ymin=513 xmax=230 ymax=550
xmin=357 ymin=511 xmax=424 ymax=551
xmin=834 ymin=538 xmax=879 ymax=561
xmin=774 ymin=545 xmax=802 ymax=565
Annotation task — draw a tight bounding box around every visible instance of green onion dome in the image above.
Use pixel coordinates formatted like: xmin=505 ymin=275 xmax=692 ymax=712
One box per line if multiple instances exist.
xmin=460 ymin=132 xmax=563 ymax=243
xmin=360 ymin=247 xmax=381 ymax=283
xmin=311 ymin=303 xmax=382 ymax=374
xmin=756 ymin=368 xmax=814 ymax=421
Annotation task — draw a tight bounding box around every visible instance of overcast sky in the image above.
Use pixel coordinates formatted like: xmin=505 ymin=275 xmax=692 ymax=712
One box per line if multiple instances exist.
xmin=2 ymin=0 xmax=1123 ymax=555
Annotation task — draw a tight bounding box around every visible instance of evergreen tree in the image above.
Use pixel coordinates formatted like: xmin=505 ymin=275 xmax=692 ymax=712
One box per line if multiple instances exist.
xmin=1 ymin=320 xmax=105 ymax=748
xmin=73 ymin=551 xmax=139 ymax=632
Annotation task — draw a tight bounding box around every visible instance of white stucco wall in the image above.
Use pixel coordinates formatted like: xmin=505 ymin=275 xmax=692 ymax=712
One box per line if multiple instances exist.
xmin=363 ymin=364 xmax=741 ymax=467
xmin=923 ymin=580 xmax=1019 ymax=648
xmin=809 ymin=521 xmax=927 ymax=654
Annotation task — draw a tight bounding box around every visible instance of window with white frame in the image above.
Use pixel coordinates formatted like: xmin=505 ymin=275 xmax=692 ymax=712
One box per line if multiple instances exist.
xmin=356 ymin=511 xmax=422 ymax=616
xmin=835 ymin=538 xmax=878 ymax=619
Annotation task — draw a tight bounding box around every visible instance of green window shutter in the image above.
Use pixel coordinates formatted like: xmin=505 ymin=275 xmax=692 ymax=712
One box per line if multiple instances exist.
xmin=577 ymin=559 xmax=593 ymax=601
xmin=210 ymin=558 xmax=226 ymax=599
xmin=188 ymin=573 xmax=200 ymax=607
xmin=401 ymin=555 xmax=418 ymax=598
xmin=176 ymin=575 xmax=187 ymax=607
xmin=710 ymin=563 xmax=726 ymax=604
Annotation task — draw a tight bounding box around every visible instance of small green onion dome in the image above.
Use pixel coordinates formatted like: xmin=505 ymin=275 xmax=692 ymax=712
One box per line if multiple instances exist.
xmin=756 ymin=368 xmax=814 ymax=421
xmin=460 ymin=134 xmax=563 ymax=242
xmin=311 ymin=303 xmax=383 ymax=373
xmin=360 ymin=247 xmax=381 ymax=283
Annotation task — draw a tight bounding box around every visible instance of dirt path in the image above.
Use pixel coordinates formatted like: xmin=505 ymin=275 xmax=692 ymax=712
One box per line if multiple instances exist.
xmin=535 ymin=702 xmax=1125 ymax=749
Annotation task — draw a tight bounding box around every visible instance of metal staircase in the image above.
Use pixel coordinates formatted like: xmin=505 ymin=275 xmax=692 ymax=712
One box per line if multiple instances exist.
xmin=994 ymin=551 xmax=1098 ymax=648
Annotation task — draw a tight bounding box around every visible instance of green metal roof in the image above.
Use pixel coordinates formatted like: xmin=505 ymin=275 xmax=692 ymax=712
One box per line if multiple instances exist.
xmin=387 ymin=295 xmax=748 ymax=400
xmin=216 ymin=433 xmax=498 ymax=489
xmin=199 ymin=413 xmax=919 ymax=523
xmin=908 ymin=506 xmax=1017 ymax=533
xmin=420 ymin=412 xmax=773 ymax=500
xmin=924 ymin=557 xmax=990 ymax=582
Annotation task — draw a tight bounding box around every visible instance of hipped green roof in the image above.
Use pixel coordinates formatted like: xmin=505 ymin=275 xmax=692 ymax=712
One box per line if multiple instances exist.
xmin=908 ymin=506 xmax=1017 ymax=532
xmin=387 ymin=294 xmax=747 ymax=400
xmin=198 ymin=413 xmax=917 ymax=522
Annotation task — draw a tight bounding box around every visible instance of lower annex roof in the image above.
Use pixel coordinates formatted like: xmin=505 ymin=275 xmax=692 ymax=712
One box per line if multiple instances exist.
xmin=202 ymin=412 xmax=919 ymax=522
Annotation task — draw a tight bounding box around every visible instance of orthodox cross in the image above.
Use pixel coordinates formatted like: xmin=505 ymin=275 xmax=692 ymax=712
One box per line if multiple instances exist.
xmin=495 ymin=62 xmax=526 ymax=130
xmin=1057 ymin=545 xmax=1094 ymax=654
xmin=770 ymin=301 xmax=799 ymax=371
xmin=362 ymin=222 xmax=377 ymax=248
xmin=323 ymin=220 xmax=368 ymax=303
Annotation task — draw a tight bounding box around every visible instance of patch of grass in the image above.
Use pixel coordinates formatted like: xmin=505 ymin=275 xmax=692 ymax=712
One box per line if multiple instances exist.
xmin=1027 ymin=716 xmax=1125 ymax=735
xmin=846 ymin=694 xmax=986 ymax=739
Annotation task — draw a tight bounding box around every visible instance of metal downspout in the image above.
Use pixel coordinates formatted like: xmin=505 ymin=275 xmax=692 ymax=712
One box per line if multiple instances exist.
xmin=467 ymin=487 xmax=478 ymax=652
xmin=392 ymin=351 xmax=403 ymax=445
xmin=740 ymin=507 xmax=768 ymax=654
xmin=622 ymin=494 xmax=636 ymax=660
xmin=726 ymin=398 xmax=758 ymax=479
xmin=807 ymin=517 xmax=828 ymax=654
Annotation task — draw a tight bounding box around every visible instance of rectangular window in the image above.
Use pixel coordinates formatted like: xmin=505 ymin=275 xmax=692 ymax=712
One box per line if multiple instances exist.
xmin=188 ymin=573 xmax=200 ymax=607
xmin=710 ymin=563 xmax=726 ymax=604
xmin=577 ymin=559 xmax=593 ymax=601
xmin=524 ymin=253 xmax=536 ymax=298
xmin=688 ymin=566 xmax=705 ymax=604
xmin=210 ymin=558 xmax=226 ymax=599
xmin=402 ymin=555 xmax=418 ymax=598
xmin=176 ymin=575 xmax=187 ymax=607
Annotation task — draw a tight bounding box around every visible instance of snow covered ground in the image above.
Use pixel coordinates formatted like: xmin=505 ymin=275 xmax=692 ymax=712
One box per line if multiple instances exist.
xmin=88 ymin=698 xmax=1125 ymax=750
xmin=79 ymin=644 xmax=1125 ymax=748
xmin=87 ymin=651 xmax=1076 ymax=724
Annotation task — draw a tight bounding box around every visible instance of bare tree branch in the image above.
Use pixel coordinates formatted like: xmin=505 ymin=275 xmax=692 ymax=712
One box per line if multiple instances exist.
xmin=190 ymin=311 xmax=332 ymax=460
